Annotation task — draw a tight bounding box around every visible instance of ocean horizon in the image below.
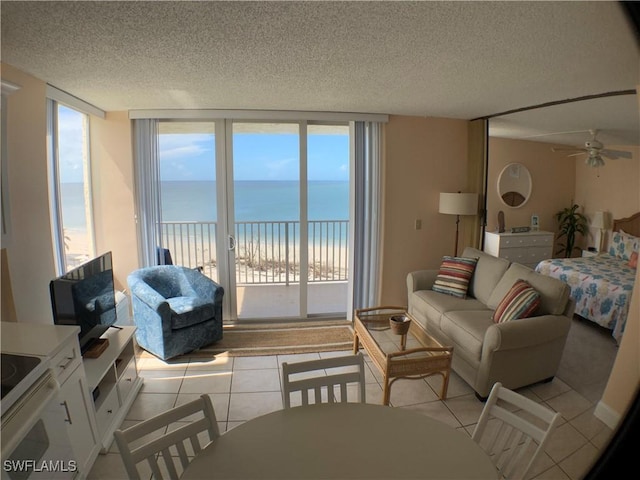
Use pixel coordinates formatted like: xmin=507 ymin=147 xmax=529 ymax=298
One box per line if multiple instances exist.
xmin=61 ymin=180 xmax=349 ymax=228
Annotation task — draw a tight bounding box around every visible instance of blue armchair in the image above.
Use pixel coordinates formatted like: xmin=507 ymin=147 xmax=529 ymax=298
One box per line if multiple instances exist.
xmin=127 ymin=266 xmax=224 ymax=360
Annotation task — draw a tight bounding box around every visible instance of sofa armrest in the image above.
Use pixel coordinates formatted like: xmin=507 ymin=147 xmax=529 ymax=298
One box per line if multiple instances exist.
xmin=407 ymin=270 xmax=439 ymax=293
xmin=483 ymin=314 xmax=572 ymax=353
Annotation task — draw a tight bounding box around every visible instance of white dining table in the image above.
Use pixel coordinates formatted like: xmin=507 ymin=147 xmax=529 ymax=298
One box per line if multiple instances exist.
xmin=182 ymin=402 xmax=499 ymax=479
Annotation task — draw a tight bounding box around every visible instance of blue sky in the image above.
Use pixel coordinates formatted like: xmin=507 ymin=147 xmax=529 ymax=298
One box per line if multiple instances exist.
xmin=159 ymin=132 xmax=350 ymax=182
xmin=58 ymin=111 xmax=350 ymax=183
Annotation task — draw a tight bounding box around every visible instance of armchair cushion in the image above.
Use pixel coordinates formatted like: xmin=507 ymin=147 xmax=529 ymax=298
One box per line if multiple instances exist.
xmin=167 ymin=296 xmax=216 ymax=329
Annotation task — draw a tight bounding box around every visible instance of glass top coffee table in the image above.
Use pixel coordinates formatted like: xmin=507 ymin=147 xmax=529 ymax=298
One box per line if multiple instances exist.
xmin=353 ymin=306 xmax=453 ymax=406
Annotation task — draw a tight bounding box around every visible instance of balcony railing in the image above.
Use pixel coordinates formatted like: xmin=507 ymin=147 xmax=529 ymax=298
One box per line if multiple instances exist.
xmin=160 ymin=220 xmax=349 ymax=285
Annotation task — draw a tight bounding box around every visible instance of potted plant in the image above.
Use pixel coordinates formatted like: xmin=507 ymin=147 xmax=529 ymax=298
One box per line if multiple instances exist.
xmin=555 ymin=204 xmax=588 ymax=258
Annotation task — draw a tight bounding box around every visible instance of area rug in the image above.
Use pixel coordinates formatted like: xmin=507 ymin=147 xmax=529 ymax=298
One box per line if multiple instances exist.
xmin=195 ymin=320 xmax=354 ymax=357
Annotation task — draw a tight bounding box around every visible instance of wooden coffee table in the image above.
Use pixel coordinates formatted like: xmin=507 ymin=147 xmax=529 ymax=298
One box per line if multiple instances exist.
xmin=353 ymin=306 xmax=453 ymax=406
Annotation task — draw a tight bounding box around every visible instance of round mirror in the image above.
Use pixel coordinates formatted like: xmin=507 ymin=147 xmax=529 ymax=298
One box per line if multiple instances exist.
xmin=497 ymin=163 xmax=532 ymax=208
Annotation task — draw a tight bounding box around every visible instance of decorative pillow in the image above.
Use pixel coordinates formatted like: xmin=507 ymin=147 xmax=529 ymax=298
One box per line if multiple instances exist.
xmin=432 ymin=256 xmax=478 ymax=299
xmin=609 ymin=231 xmax=640 ymax=261
xmin=492 ymin=279 xmax=541 ymax=323
xmin=629 ymin=251 xmax=638 ymax=269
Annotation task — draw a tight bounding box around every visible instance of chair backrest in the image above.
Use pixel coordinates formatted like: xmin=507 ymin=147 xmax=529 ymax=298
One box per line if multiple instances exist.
xmin=282 ymin=353 xmax=366 ymax=408
xmin=472 ymin=382 xmax=562 ymax=479
xmin=114 ymin=394 xmax=220 ymax=480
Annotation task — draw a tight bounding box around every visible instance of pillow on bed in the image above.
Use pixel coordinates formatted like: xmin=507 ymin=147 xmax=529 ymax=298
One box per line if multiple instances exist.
xmin=492 ymin=279 xmax=541 ymax=323
xmin=432 ymin=256 xmax=478 ymax=298
xmin=609 ymin=231 xmax=639 ymax=261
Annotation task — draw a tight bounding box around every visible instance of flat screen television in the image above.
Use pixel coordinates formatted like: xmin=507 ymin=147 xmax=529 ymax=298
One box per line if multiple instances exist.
xmin=49 ymin=251 xmax=117 ymax=354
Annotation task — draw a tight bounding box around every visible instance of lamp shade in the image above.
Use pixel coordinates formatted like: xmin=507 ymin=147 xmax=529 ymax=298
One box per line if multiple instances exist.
xmin=439 ymin=193 xmax=478 ymax=216
xmin=591 ymin=211 xmax=610 ymax=230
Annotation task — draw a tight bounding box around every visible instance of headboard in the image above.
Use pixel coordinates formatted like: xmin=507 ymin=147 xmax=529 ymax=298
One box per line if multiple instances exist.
xmin=613 ymin=212 xmax=640 ymax=238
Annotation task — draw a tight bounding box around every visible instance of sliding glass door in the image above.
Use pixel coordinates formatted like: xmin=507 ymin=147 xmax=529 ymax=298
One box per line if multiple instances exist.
xmin=155 ymin=120 xmax=351 ymax=321
xmin=230 ymin=122 xmax=301 ymax=319
xmin=307 ymin=124 xmax=350 ymax=315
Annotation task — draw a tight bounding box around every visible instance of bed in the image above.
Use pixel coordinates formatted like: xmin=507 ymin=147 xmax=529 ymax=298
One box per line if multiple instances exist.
xmin=535 ymin=212 xmax=640 ymax=343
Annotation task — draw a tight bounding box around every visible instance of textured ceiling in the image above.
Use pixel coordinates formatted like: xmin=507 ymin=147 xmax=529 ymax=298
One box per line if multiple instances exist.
xmin=2 ymin=1 xmax=639 ymax=146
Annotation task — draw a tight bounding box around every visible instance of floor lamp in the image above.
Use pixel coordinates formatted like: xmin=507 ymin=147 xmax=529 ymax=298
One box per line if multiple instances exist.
xmin=439 ymin=192 xmax=479 ymax=257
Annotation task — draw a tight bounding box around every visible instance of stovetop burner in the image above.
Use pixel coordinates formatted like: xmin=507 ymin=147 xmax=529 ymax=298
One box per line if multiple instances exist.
xmin=1 ymin=353 xmax=42 ymax=400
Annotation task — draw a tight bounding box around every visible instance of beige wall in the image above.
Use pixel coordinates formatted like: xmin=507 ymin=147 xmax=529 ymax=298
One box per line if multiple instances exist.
xmin=574 ymin=146 xmax=640 ymax=251
xmin=90 ymin=112 xmax=138 ymax=291
xmin=487 ymin=137 xmax=576 ymax=239
xmin=1 ymin=64 xmax=57 ymax=323
xmin=380 ymin=115 xmax=470 ymax=305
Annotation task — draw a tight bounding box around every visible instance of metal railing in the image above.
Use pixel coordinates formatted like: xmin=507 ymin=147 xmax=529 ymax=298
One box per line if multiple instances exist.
xmin=160 ymin=220 xmax=349 ymax=285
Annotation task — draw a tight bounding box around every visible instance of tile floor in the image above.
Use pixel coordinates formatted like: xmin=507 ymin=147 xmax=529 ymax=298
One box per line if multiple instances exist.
xmin=88 ymin=317 xmax=618 ymax=480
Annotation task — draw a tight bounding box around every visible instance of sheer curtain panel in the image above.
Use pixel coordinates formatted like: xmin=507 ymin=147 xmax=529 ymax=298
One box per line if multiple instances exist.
xmin=133 ymin=119 xmax=161 ymax=267
xmin=351 ymin=121 xmax=383 ymax=311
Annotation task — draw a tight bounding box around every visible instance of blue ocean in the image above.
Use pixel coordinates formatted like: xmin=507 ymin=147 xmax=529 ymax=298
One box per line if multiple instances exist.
xmin=61 ymin=180 xmax=349 ymax=227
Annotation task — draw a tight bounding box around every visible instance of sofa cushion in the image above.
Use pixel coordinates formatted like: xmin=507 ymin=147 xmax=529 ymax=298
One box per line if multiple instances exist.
xmin=167 ymin=296 xmax=216 ymax=329
xmin=432 ymin=256 xmax=478 ymax=298
xmin=440 ymin=310 xmax=495 ymax=362
xmin=487 ymin=263 xmax=570 ymax=315
xmin=462 ymin=247 xmax=510 ymax=304
xmin=492 ymin=279 xmax=541 ymax=323
xmin=410 ymin=290 xmax=487 ymax=329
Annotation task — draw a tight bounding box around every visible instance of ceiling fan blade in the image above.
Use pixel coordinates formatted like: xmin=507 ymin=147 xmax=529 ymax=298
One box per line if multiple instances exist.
xmin=567 ymin=152 xmax=586 ymax=157
xmin=601 ymin=149 xmax=633 ymax=160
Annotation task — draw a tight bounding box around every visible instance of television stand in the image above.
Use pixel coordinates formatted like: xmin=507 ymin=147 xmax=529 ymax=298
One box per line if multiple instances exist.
xmin=82 ymin=326 xmax=143 ymax=453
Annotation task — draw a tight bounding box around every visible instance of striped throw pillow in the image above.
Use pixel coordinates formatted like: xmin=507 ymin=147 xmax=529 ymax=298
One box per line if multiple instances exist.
xmin=492 ymin=279 xmax=541 ymax=323
xmin=432 ymin=256 xmax=478 ymax=299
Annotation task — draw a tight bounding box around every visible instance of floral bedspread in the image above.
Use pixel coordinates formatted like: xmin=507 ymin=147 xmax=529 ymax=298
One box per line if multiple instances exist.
xmin=535 ymin=254 xmax=636 ymax=343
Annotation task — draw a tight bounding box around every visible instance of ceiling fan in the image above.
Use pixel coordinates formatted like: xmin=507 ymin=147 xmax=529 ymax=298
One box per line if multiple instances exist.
xmin=551 ymin=129 xmax=633 ymax=167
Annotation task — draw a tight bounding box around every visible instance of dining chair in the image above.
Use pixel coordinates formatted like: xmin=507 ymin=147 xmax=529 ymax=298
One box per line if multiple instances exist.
xmin=472 ymin=382 xmax=562 ymax=479
xmin=282 ymin=353 xmax=366 ymax=408
xmin=114 ymin=394 xmax=220 ymax=480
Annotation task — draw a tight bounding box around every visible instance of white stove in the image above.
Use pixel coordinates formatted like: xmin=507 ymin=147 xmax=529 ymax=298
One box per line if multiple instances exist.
xmin=1 ymin=353 xmax=51 ymax=416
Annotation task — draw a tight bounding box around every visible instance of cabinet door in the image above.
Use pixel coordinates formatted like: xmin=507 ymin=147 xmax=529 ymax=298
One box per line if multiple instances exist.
xmin=58 ymin=365 xmax=100 ymax=476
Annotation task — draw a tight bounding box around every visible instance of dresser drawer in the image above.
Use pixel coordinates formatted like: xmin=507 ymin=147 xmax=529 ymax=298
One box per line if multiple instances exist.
xmin=500 ymin=234 xmax=553 ymax=249
xmin=499 ymin=247 xmax=529 ymax=263
xmin=50 ymin=338 xmax=82 ymax=384
xmin=526 ymin=246 xmax=553 ymax=264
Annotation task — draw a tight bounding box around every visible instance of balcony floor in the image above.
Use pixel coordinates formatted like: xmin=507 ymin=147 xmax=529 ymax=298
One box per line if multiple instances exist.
xmin=235 ymin=281 xmax=348 ymax=319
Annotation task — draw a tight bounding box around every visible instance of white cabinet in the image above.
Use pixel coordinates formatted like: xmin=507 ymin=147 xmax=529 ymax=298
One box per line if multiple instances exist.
xmin=484 ymin=230 xmax=554 ymax=269
xmin=58 ymin=364 xmax=100 ymax=475
xmin=83 ymin=326 xmax=143 ymax=453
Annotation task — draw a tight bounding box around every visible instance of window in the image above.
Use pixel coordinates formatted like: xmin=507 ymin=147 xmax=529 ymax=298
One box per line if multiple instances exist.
xmin=48 ymin=102 xmax=95 ymax=272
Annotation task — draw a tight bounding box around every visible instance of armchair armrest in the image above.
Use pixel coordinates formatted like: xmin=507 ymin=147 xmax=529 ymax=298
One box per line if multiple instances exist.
xmin=483 ymin=314 xmax=572 ymax=353
xmin=407 ymin=270 xmax=439 ymax=293
xmin=184 ymin=268 xmax=224 ymax=303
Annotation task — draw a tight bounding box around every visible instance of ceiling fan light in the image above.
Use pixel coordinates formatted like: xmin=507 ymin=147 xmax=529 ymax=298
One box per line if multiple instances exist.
xmin=585 ymin=154 xmax=605 ymax=168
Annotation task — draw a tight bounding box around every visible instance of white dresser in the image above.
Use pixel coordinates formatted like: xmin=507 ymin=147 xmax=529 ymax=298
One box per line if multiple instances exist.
xmin=484 ymin=230 xmax=554 ymax=269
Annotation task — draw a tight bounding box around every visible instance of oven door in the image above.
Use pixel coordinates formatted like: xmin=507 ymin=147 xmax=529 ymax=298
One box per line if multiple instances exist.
xmin=1 ymin=372 xmax=77 ymax=479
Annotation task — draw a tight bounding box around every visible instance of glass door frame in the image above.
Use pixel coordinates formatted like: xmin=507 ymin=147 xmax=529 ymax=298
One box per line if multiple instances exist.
xmin=222 ymin=119 xmax=310 ymax=321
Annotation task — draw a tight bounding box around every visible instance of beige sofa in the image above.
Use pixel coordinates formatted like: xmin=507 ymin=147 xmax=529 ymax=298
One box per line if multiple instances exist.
xmin=407 ymin=247 xmax=574 ymax=398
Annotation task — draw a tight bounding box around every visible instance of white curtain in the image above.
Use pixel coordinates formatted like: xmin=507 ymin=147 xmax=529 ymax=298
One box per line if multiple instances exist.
xmin=133 ymin=119 xmax=161 ymax=267
xmin=352 ymin=121 xmax=383 ymax=310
